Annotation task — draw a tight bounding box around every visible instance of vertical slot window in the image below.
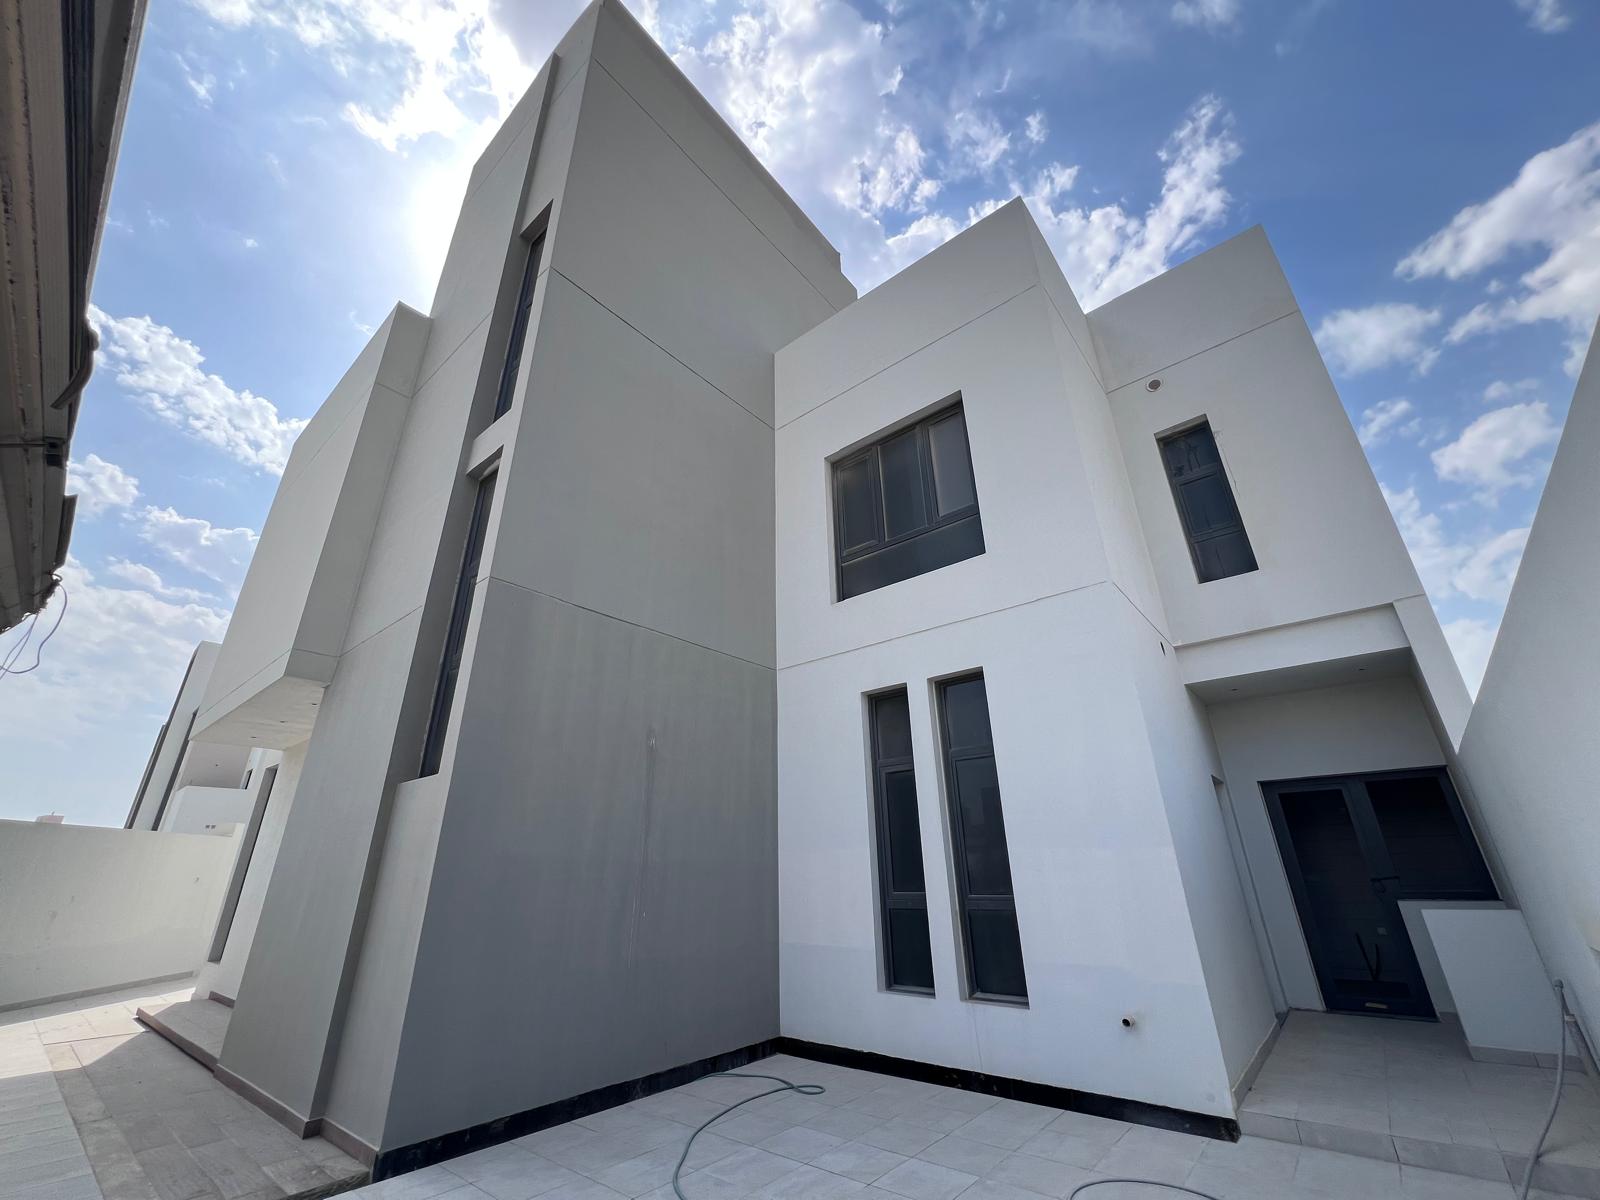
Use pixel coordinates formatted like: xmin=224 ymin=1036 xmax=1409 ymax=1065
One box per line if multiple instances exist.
xmin=870 ymin=689 xmax=934 ymax=993
xmin=420 ymin=474 xmax=497 ymax=776
xmin=1157 ymin=420 xmax=1257 ymax=583
xmin=938 ymin=673 xmax=1026 ymax=1002
xmin=492 ymin=233 xmax=545 ymax=420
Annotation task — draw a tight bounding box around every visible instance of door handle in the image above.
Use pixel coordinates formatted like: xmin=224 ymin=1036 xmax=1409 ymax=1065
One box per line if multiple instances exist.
xmin=1370 ymin=874 xmax=1401 ymax=895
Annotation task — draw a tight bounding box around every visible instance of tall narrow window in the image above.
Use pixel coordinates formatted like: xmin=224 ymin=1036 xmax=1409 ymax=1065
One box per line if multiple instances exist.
xmin=869 ymin=689 xmax=934 ymax=993
xmin=1158 ymin=420 xmax=1257 ymax=583
xmin=833 ymin=403 xmax=983 ymax=600
xmin=492 ymin=233 xmax=545 ymax=420
xmin=938 ymin=674 xmax=1026 ymax=1002
xmin=421 ymin=474 xmax=497 ymax=776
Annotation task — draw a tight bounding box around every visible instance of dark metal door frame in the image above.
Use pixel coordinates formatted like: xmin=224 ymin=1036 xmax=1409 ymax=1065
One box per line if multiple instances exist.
xmin=1264 ymin=767 xmax=1496 ymax=1020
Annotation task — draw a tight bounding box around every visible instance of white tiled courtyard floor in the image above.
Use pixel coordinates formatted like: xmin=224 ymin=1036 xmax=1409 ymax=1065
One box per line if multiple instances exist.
xmin=0 ymin=982 xmax=364 ymax=1200
xmin=350 ymin=1053 xmax=1589 ymax=1200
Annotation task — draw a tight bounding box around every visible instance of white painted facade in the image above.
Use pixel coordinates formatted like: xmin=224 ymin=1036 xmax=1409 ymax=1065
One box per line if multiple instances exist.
xmin=126 ymin=640 xmax=252 ymax=833
xmin=131 ymin=0 xmax=1578 ymax=1170
xmin=1456 ymin=319 xmax=1600 ymax=1061
xmin=0 ymin=819 xmax=236 ymax=1009
xmin=774 ymin=202 xmax=1477 ymax=1119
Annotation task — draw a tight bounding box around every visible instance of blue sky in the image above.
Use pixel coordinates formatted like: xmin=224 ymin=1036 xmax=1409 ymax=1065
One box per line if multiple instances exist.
xmin=2 ymin=0 xmax=1596 ymax=826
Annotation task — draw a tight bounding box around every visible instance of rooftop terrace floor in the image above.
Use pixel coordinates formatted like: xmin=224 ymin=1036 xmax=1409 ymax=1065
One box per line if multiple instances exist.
xmin=0 ymin=981 xmax=364 ymax=1200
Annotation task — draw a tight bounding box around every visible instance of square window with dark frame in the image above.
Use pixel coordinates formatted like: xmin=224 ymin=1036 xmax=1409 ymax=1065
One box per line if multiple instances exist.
xmin=833 ymin=403 xmax=983 ymax=600
xmin=936 ymin=673 xmax=1026 ymax=1002
xmin=1157 ymin=419 xmax=1257 ymax=583
xmin=868 ymin=689 xmax=935 ymax=993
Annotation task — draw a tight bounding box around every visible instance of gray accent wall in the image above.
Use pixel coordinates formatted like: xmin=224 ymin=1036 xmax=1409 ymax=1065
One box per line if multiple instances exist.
xmin=216 ymin=0 xmax=852 ymax=1155
xmin=378 ymin=1 xmax=850 ymax=1150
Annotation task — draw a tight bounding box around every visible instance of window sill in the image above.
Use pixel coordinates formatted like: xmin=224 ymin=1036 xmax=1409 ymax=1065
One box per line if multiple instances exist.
xmin=884 ymin=985 xmax=936 ymax=998
xmin=966 ymin=991 xmax=1029 ymax=1008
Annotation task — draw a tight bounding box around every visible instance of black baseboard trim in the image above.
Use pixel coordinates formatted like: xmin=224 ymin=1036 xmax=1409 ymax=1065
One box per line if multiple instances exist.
xmin=372 ymin=1035 xmax=1238 ymax=1180
xmin=775 ymin=1037 xmax=1239 ymax=1142
xmin=370 ymin=1039 xmax=781 ymax=1180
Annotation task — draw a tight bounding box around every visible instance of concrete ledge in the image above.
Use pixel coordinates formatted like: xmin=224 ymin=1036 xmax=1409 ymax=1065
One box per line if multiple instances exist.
xmin=216 ymin=1061 xmax=320 ymax=1139
xmin=136 ymin=1005 xmax=219 ymax=1071
xmin=320 ymin=1118 xmax=378 ymax=1169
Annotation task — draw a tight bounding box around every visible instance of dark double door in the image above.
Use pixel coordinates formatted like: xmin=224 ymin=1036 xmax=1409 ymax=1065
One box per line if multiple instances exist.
xmin=1264 ymin=768 xmax=1496 ymax=1020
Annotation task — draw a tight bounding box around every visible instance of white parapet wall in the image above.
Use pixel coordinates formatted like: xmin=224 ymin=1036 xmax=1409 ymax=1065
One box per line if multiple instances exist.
xmin=0 ymin=819 xmax=239 ymax=1009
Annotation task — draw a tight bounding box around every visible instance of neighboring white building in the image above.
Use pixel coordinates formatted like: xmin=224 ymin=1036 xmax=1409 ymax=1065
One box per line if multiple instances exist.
xmin=129 ymin=0 xmax=1584 ymax=1180
xmin=125 ymin=640 xmax=253 ymax=835
xmin=1456 ymin=318 xmax=1600 ymax=1055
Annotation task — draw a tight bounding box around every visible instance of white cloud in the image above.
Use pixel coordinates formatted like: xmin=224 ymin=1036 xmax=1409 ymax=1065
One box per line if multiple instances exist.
xmin=947 ymin=109 xmax=1011 ymax=176
xmin=187 ymin=0 xmax=544 ymax=149
xmin=105 ymin=560 xmax=219 ymax=604
xmin=1443 ymin=617 xmax=1500 ymax=695
xmin=1381 ymin=484 xmax=1529 ymax=604
xmin=1452 ymin=526 xmax=1531 ymax=604
xmin=1431 ymin=401 xmax=1561 ymax=495
xmin=1356 ymin=397 xmax=1419 ymax=447
xmin=1019 ymin=93 xmax=1242 ymax=308
xmin=66 ymin=454 xmax=140 ymax=516
xmin=134 ymin=506 xmax=259 ymax=590
xmin=1483 ymin=378 xmax=1538 ymax=403
xmin=0 ymin=558 xmax=230 ymax=746
xmin=90 ymin=306 xmax=306 ymax=474
xmin=1024 ymin=110 xmax=1047 ymax=145
xmin=177 ymin=53 xmax=217 ymax=105
xmin=1397 ymin=120 xmax=1600 ymax=371
xmin=1172 ymin=0 xmax=1241 ymax=30
xmin=1513 ymin=0 xmax=1572 ymax=32
xmin=1314 ymin=303 xmax=1442 ymax=375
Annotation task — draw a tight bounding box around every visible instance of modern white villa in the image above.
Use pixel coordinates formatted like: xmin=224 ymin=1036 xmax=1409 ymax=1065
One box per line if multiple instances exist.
xmin=72 ymin=0 xmax=1599 ymax=1192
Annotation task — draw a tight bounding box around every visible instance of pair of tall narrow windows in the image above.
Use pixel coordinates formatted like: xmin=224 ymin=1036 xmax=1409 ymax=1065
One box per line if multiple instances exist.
xmin=416 ymin=231 xmax=543 ymax=775
xmin=867 ymin=674 xmax=1027 ymax=1002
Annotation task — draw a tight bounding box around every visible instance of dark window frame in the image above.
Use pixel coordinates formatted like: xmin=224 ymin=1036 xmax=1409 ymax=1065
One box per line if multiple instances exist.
xmin=832 ymin=402 xmax=984 ymax=601
xmin=420 ymin=473 xmax=498 ymax=777
xmin=868 ymin=688 xmax=935 ymax=995
xmin=491 ymin=232 xmax=546 ymax=421
xmin=937 ymin=672 xmax=1027 ymax=1005
xmin=1157 ymin=417 xmax=1258 ymax=584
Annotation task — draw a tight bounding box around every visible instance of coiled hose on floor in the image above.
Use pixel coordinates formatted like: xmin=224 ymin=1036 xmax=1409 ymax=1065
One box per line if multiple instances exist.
xmin=672 ymin=1073 xmax=1222 ymax=1200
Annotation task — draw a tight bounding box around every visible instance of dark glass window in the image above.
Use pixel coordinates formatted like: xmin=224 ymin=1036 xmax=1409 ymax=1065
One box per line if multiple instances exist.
xmin=870 ymin=690 xmax=934 ymax=993
xmin=492 ymin=234 xmax=545 ymax=420
xmin=420 ymin=474 xmax=497 ymax=776
xmin=938 ymin=674 xmax=1026 ymax=1002
xmin=1158 ymin=420 xmax=1257 ymax=583
xmin=834 ymin=404 xmax=983 ymax=600
xmin=1364 ymin=775 xmax=1497 ymax=898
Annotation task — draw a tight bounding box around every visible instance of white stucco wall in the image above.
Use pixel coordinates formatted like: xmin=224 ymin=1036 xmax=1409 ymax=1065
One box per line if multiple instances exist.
xmin=775 ymin=204 xmax=1269 ymax=1118
xmin=0 ymin=820 xmax=237 ymax=1008
xmin=778 ymin=589 xmax=1240 ymax=1117
xmin=1094 ymin=229 xmax=1434 ymax=651
xmin=195 ymin=304 xmax=430 ymax=748
xmin=162 ymin=785 xmax=253 ymax=835
xmin=194 ymin=743 xmax=303 ymax=1004
xmin=127 ymin=641 xmax=221 ymax=830
xmin=1457 ymin=321 xmax=1600 ymax=1049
